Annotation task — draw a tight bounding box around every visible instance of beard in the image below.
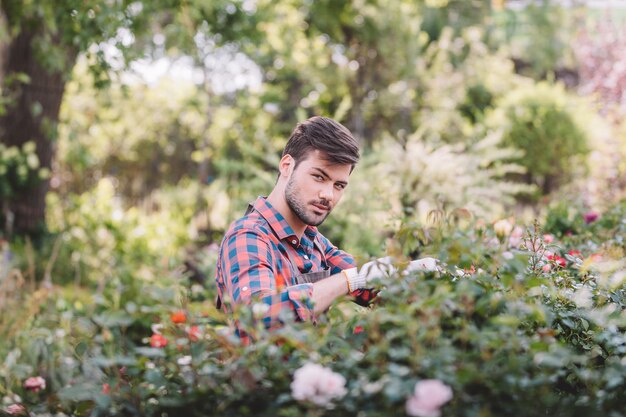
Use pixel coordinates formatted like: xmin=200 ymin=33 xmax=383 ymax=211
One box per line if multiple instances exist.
xmin=285 ymin=176 xmax=331 ymax=227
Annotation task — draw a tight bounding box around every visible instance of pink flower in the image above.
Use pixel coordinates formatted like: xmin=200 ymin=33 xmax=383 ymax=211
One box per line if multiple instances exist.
xmin=23 ymin=376 xmax=46 ymax=392
xmin=187 ymin=325 xmax=202 ymax=342
xmin=291 ymin=363 xmax=347 ymax=407
xmin=542 ymin=264 xmax=552 ymax=273
xmin=406 ymin=379 xmax=453 ymax=417
xmin=4 ymin=404 xmax=26 ymax=415
xmin=508 ymin=226 xmax=524 ymax=248
xmin=583 ymin=211 xmax=599 ymax=224
xmin=150 ymin=334 xmax=168 ymax=348
xmin=543 ymin=234 xmax=554 ymax=244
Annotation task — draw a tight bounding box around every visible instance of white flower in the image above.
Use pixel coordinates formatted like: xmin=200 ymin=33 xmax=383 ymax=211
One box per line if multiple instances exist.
xmin=405 ymin=379 xmax=453 ymax=417
xmin=177 ymin=355 xmax=192 ymax=366
xmin=502 ymin=251 xmax=514 ymax=260
xmin=493 ymin=219 xmax=513 ymax=238
xmin=290 ymin=363 xmax=347 ymax=407
xmin=252 ymin=303 xmax=270 ymax=319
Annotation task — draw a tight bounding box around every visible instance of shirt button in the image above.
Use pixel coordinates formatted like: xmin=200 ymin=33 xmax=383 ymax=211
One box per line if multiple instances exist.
xmin=303 ymin=255 xmax=309 ymax=260
xmin=291 ymin=239 xmax=297 ymax=245
xmin=242 ymin=286 xmax=248 ymax=291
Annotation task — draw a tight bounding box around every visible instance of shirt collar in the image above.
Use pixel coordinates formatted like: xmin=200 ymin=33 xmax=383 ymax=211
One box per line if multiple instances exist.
xmin=252 ymin=196 xmax=319 ymax=243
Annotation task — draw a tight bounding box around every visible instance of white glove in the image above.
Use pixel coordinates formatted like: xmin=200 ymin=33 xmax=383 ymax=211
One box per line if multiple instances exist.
xmin=342 ymin=256 xmax=397 ymax=292
xmin=342 ymin=256 xmax=439 ymax=292
xmin=404 ymin=257 xmax=439 ymax=274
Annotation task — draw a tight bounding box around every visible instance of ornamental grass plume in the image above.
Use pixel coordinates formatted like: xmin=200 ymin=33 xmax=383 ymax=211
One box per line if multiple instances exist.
xmin=405 ymin=379 xmax=453 ymax=417
xmin=290 ymin=363 xmax=347 ymax=407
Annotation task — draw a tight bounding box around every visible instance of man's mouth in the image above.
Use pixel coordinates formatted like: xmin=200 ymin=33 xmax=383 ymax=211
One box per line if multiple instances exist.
xmin=311 ymin=202 xmax=330 ymax=212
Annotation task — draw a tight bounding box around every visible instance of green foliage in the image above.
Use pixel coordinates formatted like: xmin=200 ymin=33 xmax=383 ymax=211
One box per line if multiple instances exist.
xmin=0 ymin=141 xmax=49 ymax=202
xmin=1 ymin=201 xmax=624 ymax=416
xmin=488 ymin=81 xmax=591 ymax=195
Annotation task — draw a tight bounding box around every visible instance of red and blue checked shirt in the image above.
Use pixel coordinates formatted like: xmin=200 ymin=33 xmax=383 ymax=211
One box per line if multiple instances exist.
xmin=215 ymin=197 xmax=375 ymax=329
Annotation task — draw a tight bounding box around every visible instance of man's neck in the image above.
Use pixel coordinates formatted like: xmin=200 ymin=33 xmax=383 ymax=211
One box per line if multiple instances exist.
xmin=266 ymin=189 xmax=307 ymax=238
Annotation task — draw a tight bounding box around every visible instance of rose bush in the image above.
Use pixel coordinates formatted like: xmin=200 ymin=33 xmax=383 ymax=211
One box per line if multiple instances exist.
xmin=0 ymin=202 xmax=624 ymax=417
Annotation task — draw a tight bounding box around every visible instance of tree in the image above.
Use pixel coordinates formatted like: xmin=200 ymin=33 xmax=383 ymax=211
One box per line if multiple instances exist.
xmin=0 ymin=0 xmax=179 ymax=236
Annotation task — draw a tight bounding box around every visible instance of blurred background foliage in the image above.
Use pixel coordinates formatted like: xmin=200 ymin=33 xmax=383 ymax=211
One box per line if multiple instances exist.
xmin=1 ymin=0 xmax=626 ymax=415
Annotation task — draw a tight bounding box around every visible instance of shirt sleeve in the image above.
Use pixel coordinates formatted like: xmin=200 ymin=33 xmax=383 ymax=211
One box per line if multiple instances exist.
xmin=218 ymin=227 xmax=315 ymax=327
xmin=317 ymin=235 xmax=378 ymax=307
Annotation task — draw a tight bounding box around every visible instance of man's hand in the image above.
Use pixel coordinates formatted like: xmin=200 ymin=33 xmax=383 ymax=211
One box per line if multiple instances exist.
xmin=405 ymin=257 xmax=439 ymax=273
xmin=342 ymin=256 xmax=439 ymax=292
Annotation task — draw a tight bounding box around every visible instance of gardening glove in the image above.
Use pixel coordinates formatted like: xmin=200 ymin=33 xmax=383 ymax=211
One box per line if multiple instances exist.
xmin=342 ymin=256 xmax=397 ymax=292
xmin=404 ymin=257 xmax=439 ymax=274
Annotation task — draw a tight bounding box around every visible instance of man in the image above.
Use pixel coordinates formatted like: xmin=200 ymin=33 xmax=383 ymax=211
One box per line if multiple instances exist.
xmin=215 ymin=116 xmax=429 ymax=333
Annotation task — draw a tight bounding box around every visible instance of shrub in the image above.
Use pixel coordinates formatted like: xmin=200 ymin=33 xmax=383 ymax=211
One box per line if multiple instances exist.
xmin=1 ymin=201 xmax=624 ymax=417
xmin=488 ymin=81 xmax=591 ymax=196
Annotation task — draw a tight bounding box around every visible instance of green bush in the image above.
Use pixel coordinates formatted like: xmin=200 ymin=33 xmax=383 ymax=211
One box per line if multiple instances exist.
xmin=488 ymin=81 xmax=591 ymax=196
xmin=1 ymin=201 xmax=624 ymax=417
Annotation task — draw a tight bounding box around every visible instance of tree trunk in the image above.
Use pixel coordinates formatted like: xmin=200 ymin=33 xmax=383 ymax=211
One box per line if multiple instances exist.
xmin=0 ymin=27 xmax=74 ymax=236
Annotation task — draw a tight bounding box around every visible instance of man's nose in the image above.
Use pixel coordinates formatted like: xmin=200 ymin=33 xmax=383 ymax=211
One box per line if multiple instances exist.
xmin=319 ymin=184 xmax=334 ymax=202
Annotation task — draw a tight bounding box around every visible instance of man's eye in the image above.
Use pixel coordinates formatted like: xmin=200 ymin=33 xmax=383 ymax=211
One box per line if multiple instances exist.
xmin=313 ymin=175 xmax=324 ymax=181
xmin=335 ymin=183 xmax=345 ymax=190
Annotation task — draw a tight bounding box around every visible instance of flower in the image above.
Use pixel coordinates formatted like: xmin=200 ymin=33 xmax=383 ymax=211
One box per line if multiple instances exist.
xmin=493 ymin=219 xmax=513 ymax=238
xmin=23 ymin=376 xmax=46 ymax=392
xmin=150 ymin=334 xmax=168 ymax=348
xmin=252 ymin=303 xmax=270 ymax=319
xmin=567 ymin=250 xmax=582 ymax=259
xmin=187 ymin=325 xmax=202 ymax=342
xmin=170 ymin=310 xmax=186 ymax=324
xmin=583 ymin=211 xmax=599 ymax=224
xmin=543 ymin=234 xmax=554 ymax=244
xmin=353 ymin=326 xmax=364 ymax=334
xmin=508 ymin=226 xmax=524 ymax=248
xmin=291 ymin=363 xmax=347 ymax=407
xmin=177 ymin=355 xmax=192 ymax=366
xmin=102 ymin=383 xmax=111 ymax=395
xmin=405 ymin=379 xmax=453 ymax=417
xmin=589 ymin=253 xmax=603 ymax=262
xmin=547 ymin=254 xmax=566 ymax=267
xmin=4 ymin=404 xmax=26 ymax=415
xmin=542 ymin=264 xmax=552 ymax=273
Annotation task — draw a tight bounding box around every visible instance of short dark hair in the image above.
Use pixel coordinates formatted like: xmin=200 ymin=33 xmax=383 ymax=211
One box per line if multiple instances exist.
xmin=282 ymin=116 xmax=360 ymax=170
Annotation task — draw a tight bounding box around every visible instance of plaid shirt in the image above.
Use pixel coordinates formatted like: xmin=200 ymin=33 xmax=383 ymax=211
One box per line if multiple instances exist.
xmin=216 ymin=197 xmax=375 ymax=330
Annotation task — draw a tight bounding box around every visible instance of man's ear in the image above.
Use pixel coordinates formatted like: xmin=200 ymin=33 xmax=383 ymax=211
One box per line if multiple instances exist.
xmin=279 ymin=154 xmax=295 ymax=178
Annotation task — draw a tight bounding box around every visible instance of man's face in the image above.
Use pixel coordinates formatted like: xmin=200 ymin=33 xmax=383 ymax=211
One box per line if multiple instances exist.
xmin=284 ymin=150 xmax=352 ymax=227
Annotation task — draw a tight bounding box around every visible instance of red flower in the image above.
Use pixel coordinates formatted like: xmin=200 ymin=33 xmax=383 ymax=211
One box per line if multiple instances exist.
xmin=353 ymin=326 xmax=364 ymax=334
xmin=187 ymin=325 xmax=202 ymax=342
xmin=170 ymin=311 xmax=186 ymax=324
xmin=23 ymin=376 xmax=46 ymax=392
xmin=102 ymin=383 xmax=111 ymax=395
xmin=568 ymin=250 xmax=582 ymax=258
xmin=547 ymin=254 xmax=566 ymax=267
xmin=150 ymin=334 xmax=168 ymax=348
